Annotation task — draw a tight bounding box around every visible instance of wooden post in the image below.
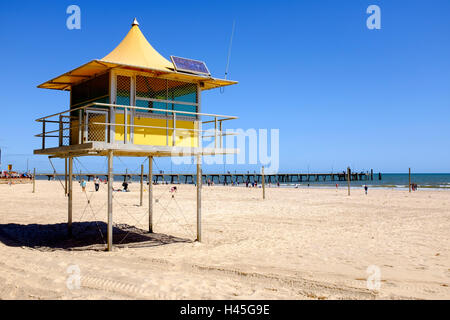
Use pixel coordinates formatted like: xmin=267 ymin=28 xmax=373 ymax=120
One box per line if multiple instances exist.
xmin=262 ymin=166 xmax=266 ymax=200
xmin=59 ymin=116 xmax=62 ymax=147
xmin=32 ymin=168 xmax=36 ymax=193
xmin=78 ymin=109 xmax=83 ymax=144
xmin=172 ymin=113 xmax=177 ymax=146
xmin=214 ymin=117 xmax=218 ymax=148
xmin=64 ymin=158 xmax=68 ymax=196
xmin=42 ymin=120 xmax=46 ymax=149
xmin=196 ymin=155 xmax=202 ymax=242
xmin=347 ymin=167 xmax=351 ymax=196
xmin=68 ymin=157 xmax=73 ymax=237
xmin=148 ymin=156 xmax=153 ymax=233
xmin=107 ymin=151 xmax=113 ymax=251
xmin=124 ymin=107 xmax=128 ymax=144
xmin=409 ymin=168 xmax=411 ymax=193
xmin=140 ymin=164 xmax=144 ymax=206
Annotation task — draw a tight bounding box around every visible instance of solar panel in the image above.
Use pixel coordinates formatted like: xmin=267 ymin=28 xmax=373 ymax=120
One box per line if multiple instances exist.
xmin=170 ymin=56 xmax=210 ymax=76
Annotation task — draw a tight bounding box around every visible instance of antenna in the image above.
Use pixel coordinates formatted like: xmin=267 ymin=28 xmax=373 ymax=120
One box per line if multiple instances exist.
xmin=221 ymin=20 xmax=236 ymax=93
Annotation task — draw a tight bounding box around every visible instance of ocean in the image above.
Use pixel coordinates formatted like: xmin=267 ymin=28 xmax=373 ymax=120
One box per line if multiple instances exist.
xmin=276 ymin=173 xmax=450 ymax=189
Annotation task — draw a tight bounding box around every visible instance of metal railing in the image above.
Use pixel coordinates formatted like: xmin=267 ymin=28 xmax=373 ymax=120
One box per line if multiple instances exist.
xmin=35 ymin=102 xmax=238 ymax=150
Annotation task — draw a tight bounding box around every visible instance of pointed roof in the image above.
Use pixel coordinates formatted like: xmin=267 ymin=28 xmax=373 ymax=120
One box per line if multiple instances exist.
xmin=38 ymin=19 xmax=237 ymax=91
xmin=100 ymin=18 xmax=174 ymax=72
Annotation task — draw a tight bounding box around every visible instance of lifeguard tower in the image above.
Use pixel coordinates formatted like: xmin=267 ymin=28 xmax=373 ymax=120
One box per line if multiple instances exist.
xmin=34 ymin=19 xmax=238 ymax=251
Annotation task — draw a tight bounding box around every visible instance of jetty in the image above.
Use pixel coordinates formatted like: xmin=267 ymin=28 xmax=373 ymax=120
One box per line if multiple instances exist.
xmin=36 ymin=170 xmax=381 ymax=184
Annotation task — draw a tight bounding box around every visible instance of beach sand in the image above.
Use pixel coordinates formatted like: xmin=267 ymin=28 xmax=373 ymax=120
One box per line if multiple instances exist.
xmin=0 ymin=180 xmax=448 ymax=300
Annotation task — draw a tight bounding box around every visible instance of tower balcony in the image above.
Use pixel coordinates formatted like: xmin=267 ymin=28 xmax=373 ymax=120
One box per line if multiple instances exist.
xmin=33 ymin=102 xmax=238 ymax=158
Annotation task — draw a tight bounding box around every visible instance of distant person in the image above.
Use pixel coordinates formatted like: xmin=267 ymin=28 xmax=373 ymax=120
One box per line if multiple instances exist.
xmin=336 ymin=183 xmax=338 ymax=189
xmin=170 ymin=186 xmax=177 ymax=198
xmin=122 ymin=181 xmax=129 ymax=192
xmin=94 ymin=176 xmax=100 ymax=192
xmin=81 ymin=179 xmax=87 ymax=192
xmin=364 ymin=185 xmax=368 ymax=195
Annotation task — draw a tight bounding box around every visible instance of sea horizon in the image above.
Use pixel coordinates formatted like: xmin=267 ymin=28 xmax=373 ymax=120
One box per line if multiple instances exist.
xmin=25 ymin=172 xmax=450 ymax=190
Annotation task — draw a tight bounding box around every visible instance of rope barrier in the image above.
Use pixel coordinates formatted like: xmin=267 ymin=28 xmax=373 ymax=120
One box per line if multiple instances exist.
xmin=72 ymin=157 xmax=107 ymax=245
xmin=47 ymin=157 xmax=66 ymax=192
xmin=64 ymin=155 xmax=198 ymax=246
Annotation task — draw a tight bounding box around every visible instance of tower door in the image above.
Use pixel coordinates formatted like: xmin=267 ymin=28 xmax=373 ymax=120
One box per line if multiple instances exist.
xmin=85 ymin=110 xmax=108 ymax=142
xmin=114 ymin=74 xmax=133 ymax=143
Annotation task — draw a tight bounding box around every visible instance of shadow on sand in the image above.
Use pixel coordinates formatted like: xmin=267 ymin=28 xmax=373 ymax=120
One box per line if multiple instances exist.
xmin=0 ymin=222 xmax=191 ymax=251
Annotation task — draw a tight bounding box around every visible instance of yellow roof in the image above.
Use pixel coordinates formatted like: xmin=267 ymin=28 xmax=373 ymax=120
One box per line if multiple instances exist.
xmin=101 ymin=18 xmax=173 ymax=72
xmin=38 ymin=19 xmax=237 ymax=91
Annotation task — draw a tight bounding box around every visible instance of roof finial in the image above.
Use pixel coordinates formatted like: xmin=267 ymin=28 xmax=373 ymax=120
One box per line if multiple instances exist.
xmin=132 ymin=18 xmax=139 ymax=26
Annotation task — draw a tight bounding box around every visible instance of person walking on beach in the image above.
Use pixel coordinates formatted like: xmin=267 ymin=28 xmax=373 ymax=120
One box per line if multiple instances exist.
xmin=94 ymin=176 xmax=100 ymax=192
xmin=81 ymin=179 xmax=87 ymax=192
xmin=364 ymin=184 xmax=368 ymax=195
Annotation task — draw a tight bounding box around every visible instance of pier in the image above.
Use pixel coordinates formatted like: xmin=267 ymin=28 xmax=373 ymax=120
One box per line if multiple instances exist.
xmin=36 ymin=169 xmax=381 ymax=184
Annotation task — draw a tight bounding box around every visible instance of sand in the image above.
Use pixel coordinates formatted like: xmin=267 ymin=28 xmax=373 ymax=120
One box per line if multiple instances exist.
xmin=0 ymin=180 xmax=448 ymax=300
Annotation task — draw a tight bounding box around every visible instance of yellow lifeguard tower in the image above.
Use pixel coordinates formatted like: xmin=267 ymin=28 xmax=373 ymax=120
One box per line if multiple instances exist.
xmin=34 ymin=19 xmax=238 ymax=251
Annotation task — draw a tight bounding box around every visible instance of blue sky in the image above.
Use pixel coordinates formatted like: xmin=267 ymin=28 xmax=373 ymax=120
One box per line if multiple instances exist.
xmin=0 ymin=0 xmax=449 ymax=174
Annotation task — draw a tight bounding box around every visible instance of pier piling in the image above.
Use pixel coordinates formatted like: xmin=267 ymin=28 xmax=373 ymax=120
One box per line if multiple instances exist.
xmin=347 ymin=167 xmax=351 ymax=196
xmin=32 ymin=168 xmax=36 ymax=193
xmin=140 ymin=164 xmax=144 ymax=206
xmin=409 ymin=168 xmax=411 ymax=193
xmin=262 ymin=166 xmax=266 ymax=200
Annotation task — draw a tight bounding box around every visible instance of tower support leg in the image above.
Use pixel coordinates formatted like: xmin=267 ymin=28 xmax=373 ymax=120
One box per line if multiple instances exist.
xmin=149 ymin=156 xmax=154 ymax=233
xmin=65 ymin=158 xmax=68 ymax=195
xmin=140 ymin=164 xmax=144 ymax=206
xmin=196 ymin=155 xmax=202 ymax=242
xmin=107 ymin=150 xmax=113 ymax=251
xmin=68 ymin=157 xmax=73 ymax=237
